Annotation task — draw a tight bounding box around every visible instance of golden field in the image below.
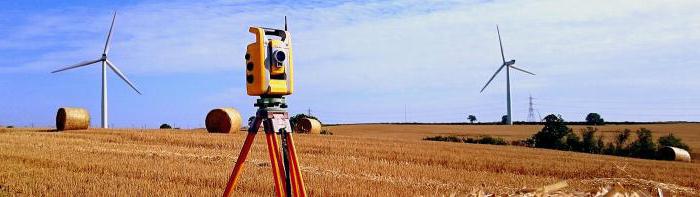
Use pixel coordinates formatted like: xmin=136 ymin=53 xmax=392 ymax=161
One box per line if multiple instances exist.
xmin=0 ymin=124 xmax=698 ymax=196
xmin=330 ymin=123 xmax=700 ymax=151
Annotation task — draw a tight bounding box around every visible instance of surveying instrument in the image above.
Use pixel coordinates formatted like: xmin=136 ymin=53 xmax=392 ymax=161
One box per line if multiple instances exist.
xmin=222 ymin=17 xmax=306 ymax=197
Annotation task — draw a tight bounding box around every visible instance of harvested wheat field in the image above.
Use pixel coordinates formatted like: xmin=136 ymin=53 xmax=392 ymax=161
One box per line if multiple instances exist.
xmin=330 ymin=123 xmax=700 ymax=151
xmin=0 ymin=124 xmax=698 ymax=196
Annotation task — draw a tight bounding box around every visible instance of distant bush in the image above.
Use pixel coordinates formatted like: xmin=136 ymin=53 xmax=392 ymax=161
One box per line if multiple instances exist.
xmin=597 ymin=137 xmax=605 ymax=154
xmin=564 ymin=132 xmax=580 ymax=151
xmin=248 ymin=116 xmax=256 ymax=126
xmin=580 ymin=127 xmax=604 ymax=154
xmin=628 ymin=128 xmax=657 ymax=159
xmin=471 ymin=135 xmax=507 ymax=145
xmin=424 ymin=135 xmax=507 ymax=145
xmin=160 ymin=124 xmax=172 ymax=129
xmin=602 ymin=142 xmax=616 ymax=155
xmin=614 ymin=129 xmax=632 ymax=155
xmin=320 ymin=129 xmax=333 ymax=135
xmin=510 ymin=140 xmax=529 ymax=147
xmin=6 ymin=126 xmax=14 ymax=128
xmin=423 ymin=135 xmax=464 ymax=143
xmin=657 ymin=133 xmax=690 ymax=152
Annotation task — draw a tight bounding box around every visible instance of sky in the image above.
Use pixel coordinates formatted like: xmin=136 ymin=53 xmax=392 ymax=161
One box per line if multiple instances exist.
xmin=1 ymin=0 xmax=700 ymax=128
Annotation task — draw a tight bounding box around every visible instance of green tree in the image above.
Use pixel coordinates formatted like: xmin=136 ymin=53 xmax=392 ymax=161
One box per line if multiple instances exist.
xmin=614 ymin=129 xmax=632 ymax=155
xmin=603 ymin=142 xmax=616 ymax=155
xmin=596 ymin=135 xmax=605 ymax=154
xmin=467 ymin=115 xmax=477 ymax=124
xmin=529 ymin=114 xmax=572 ymax=149
xmin=585 ymin=113 xmax=605 ymax=125
xmin=628 ymin=128 xmax=657 ymax=159
xmin=160 ymin=124 xmax=172 ymax=129
xmin=564 ymin=132 xmax=581 ymax=151
xmin=657 ymin=133 xmax=691 ymax=151
xmin=501 ymin=115 xmax=509 ymax=125
xmin=580 ymin=127 xmax=603 ymax=153
xmin=248 ymin=116 xmax=256 ymax=127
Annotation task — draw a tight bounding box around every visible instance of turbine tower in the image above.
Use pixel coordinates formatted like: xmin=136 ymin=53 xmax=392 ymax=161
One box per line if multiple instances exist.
xmin=480 ymin=25 xmax=535 ymax=125
xmin=52 ymin=12 xmax=141 ymax=128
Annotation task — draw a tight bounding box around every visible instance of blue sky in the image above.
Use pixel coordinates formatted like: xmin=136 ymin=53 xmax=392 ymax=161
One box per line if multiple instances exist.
xmin=1 ymin=0 xmax=700 ymax=128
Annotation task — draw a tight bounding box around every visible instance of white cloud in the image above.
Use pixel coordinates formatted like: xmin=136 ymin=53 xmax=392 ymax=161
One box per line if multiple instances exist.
xmin=2 ymin=0 xmax=700 ymax=123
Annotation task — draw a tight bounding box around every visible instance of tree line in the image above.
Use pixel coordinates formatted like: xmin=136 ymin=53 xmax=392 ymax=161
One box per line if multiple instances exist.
xmin=525 ymin=114 xmax=691 ymax=160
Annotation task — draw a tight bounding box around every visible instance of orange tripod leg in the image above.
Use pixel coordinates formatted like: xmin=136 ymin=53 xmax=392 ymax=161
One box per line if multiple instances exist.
xmin=223 ymin=132 xmax=257 ymax=197
xmin=285 ymin=133 xmax=307 ymax=197
xmin=265 ymin=132 xmax=287 ymax=197
xmin=285 ymin=142 xmax=298 ymax=197
xmin=271 ymin=133 xmax=288 ymax=187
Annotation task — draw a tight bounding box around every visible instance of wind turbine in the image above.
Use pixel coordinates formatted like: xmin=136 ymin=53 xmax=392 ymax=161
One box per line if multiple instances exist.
xmin=52 ymin=12 xmax=141 ymax=129
xmin=480 ymin=25 xmax=535 ymax=125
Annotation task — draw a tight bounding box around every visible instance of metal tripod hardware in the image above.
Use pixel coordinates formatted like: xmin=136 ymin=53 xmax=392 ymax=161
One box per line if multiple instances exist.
xmin=223 ymin=97 xmax=306 ymax=197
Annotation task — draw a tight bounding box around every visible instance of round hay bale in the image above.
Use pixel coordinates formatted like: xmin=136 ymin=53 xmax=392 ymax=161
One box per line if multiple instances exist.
xmin=56 ymin=107 xmax=90 ymax=131
xmin=295 ymin=118 xmax=321 ymax=134
xmin=658 ymin=146 xmax=692 ymax=162
xmin=205 ymin=108 xmax=242 ymax=133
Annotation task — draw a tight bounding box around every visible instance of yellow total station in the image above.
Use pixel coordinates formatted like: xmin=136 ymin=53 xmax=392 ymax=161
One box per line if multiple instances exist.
xmin=245 ymin=26 xmax=294 ymax=96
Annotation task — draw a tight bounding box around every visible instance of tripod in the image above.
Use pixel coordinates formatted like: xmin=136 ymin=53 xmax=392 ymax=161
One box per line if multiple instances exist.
xmin=223 ymin=97 xmax=307 ymax=197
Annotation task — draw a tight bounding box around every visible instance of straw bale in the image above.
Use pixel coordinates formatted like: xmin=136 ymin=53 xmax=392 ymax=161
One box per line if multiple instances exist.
xmin=56 ymin=107 xmax=90 ymax=131
xmin=295 ymin=118 xmax=321 ymax=134
xmin=658 ymin=146 xmax=692 ymax=162
xmin=205 ymin=108 xmax=242 ymax=133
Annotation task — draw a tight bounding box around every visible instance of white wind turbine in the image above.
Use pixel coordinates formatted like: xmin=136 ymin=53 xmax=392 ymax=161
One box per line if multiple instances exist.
xmin=480 ymin=25 xmax=535 ymax=125
xmin=52 ymin=12 xmax=141 ymax=128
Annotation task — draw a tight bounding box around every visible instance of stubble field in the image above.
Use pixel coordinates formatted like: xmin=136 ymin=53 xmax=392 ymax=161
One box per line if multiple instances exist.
xmin=0 ymin=123 xmax=698 ymax=196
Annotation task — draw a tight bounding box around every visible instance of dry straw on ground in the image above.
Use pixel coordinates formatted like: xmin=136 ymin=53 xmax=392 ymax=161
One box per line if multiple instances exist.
xmin=205 ymin=108 xmax=242 ymax=133
xmin=467 ymin=180 xmax=692 ymax=196
xmin=55 ymin=107 xmax=89 ymax=131
xmin=295 ymin=118 xmax=321 ymax=134
xmin=0 ymin=124 xmax=698 ymax=196
xmin=658 ymin=146 xmax=692 ymax=162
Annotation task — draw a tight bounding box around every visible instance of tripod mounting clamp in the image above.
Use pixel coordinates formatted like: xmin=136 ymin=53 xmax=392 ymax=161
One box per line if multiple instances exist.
xmin=255 ymin=97 xmax=288 ymax=109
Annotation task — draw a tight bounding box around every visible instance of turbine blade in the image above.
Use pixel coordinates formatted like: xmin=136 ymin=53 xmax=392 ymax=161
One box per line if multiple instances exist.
xmin=497 ymin=25 xmax=506 ymax=64
xmin=105 ymin=60 xmax=142 ymax=95
xmin=510 ymin=64 xmax=536 ymax=75
xmin=480 ymin=64 xmax=507 ymax=93
xmin=51 ymin=59 xmax=102 ymax=73
xmin=103 ymin=11 xmax=117 ymax=55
